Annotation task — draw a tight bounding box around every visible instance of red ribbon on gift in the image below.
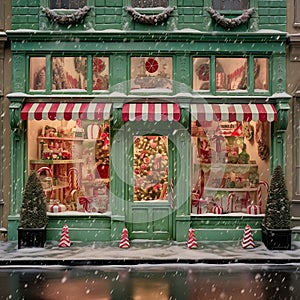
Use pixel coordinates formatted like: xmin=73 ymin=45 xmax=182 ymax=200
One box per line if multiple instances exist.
xmin=79 ymin=196 xmax=92 ymax=212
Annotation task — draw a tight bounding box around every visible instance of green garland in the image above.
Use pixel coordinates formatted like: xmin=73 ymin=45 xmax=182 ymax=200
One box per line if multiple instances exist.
xmin=42 ymin=6 xmax=90 ymax=25
xmin=207 ymin=7 xmax=255 ymax=29
xmin=126 ymin=6 xmax=175 ymax=25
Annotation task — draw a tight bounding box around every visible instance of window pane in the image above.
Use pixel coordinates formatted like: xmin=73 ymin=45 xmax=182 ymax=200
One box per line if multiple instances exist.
xmin=131 ymin=57 xmax=172 ymax=91
xmin=132 ymin=0 xmax=168 ymax=7
xmin=50 ymin=0 xmax=87 ymax=9
xmin=30 ymin=57 xmax=46 ymax=91
xmin=212 ymin=0 xmax=249 ymax=10
xmin=216 ymin=58 xmax=247 ymax=91
xmin=93 ymin=57 xmax=109 ymax=91
xmin=193 ymin=57 xmax=210 ymax=91
xmin=134 ymin=136 xmax=168 ymax=201
xmin=52 ymin=57 xmax=87 ymax=90
xmin=254 ymin=58 xmax=268 ymax=91
xmin=28 ymin=120 xmax=110 ymax=213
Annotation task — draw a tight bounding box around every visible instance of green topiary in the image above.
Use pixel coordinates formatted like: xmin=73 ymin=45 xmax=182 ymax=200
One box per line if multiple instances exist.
xmin=263 ymin=165 xmax=290 ymax=229
xmin=19 ymin=171 xmax=48 ymax=228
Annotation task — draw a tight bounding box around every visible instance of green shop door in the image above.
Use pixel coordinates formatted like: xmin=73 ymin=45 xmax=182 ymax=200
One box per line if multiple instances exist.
xmin=126 ymin=130 xmax=177 ymax=240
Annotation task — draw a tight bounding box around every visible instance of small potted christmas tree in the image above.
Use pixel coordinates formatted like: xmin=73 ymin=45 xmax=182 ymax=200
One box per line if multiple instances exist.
xmin=18 ymin=171 xmax=48 ymax=249
xmin=261 ymin=165 xmax=291 ymax=250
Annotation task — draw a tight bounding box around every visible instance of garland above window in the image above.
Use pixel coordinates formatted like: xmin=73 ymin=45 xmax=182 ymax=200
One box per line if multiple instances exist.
xmin=126 ymin=6 xmax=175 ymax=25
xmin=42 ymin=6 xmax=91 ymax=25
xmin=206 ymin=7 xmax=255 ymax=29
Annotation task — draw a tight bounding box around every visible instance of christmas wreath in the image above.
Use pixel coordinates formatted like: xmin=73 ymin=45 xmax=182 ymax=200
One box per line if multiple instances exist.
xmin=206 ymin=7 xmax=255 ymax=29
xmin=126 ymin=6 xmax=175 ymax=25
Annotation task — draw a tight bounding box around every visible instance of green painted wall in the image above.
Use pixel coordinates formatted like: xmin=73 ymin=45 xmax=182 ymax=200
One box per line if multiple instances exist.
xmin=11 ymin=0 xmax=286 ymax=32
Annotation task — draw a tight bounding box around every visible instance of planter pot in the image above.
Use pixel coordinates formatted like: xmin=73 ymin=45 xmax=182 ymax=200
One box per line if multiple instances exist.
xmin=18 ymin=226 xmax=47 ymax=249
xmin=261 ymin=224 xmax=291 ymax=250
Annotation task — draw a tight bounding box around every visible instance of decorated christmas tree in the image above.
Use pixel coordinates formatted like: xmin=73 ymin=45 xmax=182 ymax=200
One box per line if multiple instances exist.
xmin=263 ymin=165 xmax=290 ymax=229
xmin=19 ymin=171 xmax=48 ymax=228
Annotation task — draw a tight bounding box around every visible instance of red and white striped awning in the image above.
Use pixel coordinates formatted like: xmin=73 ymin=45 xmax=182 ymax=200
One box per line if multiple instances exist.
xmin=122 ymin=103 xmax=181 ymax=122
xmin=21 ymin=102 xmax=112 ymax=121
xmin=190 ymin=103 xmax=277 ymax=122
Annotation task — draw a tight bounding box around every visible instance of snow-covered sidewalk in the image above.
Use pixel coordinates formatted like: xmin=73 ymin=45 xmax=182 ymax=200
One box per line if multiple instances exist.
xmin=1 ymin=240 xmax=300 ymax=265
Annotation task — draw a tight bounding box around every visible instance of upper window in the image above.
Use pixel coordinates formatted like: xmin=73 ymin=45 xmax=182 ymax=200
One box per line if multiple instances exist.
xmin=212 ymin=0 xmax=249 ymax=10
xmin=132 ymin=0 xmax=168 ymax=7
xmin=216 ymin=58 xmax=247 ymax=91
xmin=52 ymin=57 xmax=87 ymax=91
xmin=131 ymin=57 xmax=172 ymax=91
xmin=50 ymin=0 xmax=87 ymax=9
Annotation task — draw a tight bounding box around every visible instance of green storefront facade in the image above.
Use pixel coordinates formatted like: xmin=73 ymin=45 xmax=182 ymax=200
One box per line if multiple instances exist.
xmin=7 ymin=0 xmax=290 ymax=242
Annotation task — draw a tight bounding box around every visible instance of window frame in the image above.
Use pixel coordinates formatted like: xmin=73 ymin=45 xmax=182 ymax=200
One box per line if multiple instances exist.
xmin=192 ymin=55 xmax=270 ymax=95
xmin=28 ymin=54 xmax=110 ymax=94
xmin=294 ymin=0 xmax=300 ymax=26
xmin=212 ymin=0 xmax=250 ymax=11
xmin=49 ymin=0 xmax=87 ymax=9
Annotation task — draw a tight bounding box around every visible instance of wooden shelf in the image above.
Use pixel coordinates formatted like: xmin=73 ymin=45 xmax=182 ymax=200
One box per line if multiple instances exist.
xmin=30 ymin=159 xmax=84 ymax=165
xmin=38 ymin=136 xmax=83 ymax=141
xmin=205 ymin=187 xmax=258 ymax=192
xmin=43 ymin=183 xmax=69 ymax=192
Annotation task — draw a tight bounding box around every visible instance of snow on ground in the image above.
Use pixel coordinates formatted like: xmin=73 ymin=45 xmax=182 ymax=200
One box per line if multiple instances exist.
xmin=1 ymin=240 xmax=300 ymax=263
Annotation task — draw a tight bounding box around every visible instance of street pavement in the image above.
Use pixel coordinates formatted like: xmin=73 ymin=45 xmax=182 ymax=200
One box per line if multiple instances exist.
xmin=1 ymin=239 xmax=300 ymax=266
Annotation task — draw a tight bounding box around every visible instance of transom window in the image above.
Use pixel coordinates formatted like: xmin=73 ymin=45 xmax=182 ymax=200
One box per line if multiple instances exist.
xmin=132 ymin=0 xmax=168 ymax=7
xmin=212 ymin=0 xmax=250 ymax=10
xmin=50 ymin=0 xmax=87 ymax=9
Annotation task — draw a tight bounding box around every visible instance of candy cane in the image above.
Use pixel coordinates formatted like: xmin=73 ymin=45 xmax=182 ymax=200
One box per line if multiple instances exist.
xmin=37 ymin=167 xmax=53 ymax=198
xmin=37 ymin=167 xmax=53 ymax=177
xmin=227 ymin=192 xmax=236 ymax=213
xmin=257 ymin=180 xmax=269 ymax=207
xmin=68 ymin=167 xmax=79 ymax=190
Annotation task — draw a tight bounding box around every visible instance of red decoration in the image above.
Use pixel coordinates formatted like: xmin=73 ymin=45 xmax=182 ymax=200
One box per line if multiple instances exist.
xmin=187 ymin=228 xmax=198 ymax=249
xmin=241 ymin=224 xmax=255 ymax=249
xmin=145 ymin=58 xmax=159 ymax=73
xmin=59 ymin=224 xmax=71 ymax=247
xmin=119 ymin=228 xmax=130 ymax=249
xmin=197 ymin=64 xmax=210 ymax=81
xmin=213 ymin=205 xmax=223 ymax=214
xmin=93 ymin=58 xmax=105 ymax=73
xmin=247 ymin=204 xmax=261 ymax=215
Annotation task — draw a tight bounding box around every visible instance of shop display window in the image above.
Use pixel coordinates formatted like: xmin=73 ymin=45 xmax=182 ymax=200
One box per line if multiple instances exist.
xmin=29 ymin=57 xmax=46 ymax=91
xmin=50 ymin=0 xmax=87 ymax=9
xmin=130 ymin=57 xmax=172 ymax=91
xmin=191 ymin=120 xmax=270 ymax=215
xmin=215 ymin=58 xmax=247 ymax=91
xmin=193 ymin=57 xmax=210 ymax=91
xmin=92 ymin=57 xmax=109 ymax=91
xmin=27 ymin=119 xmax=110 ymax=214
xmin=254 ymin=58 xmax=269 ymax=92
xmin=52 ymin=57 xmax=87 ymax=91
xmin=134 ymin=136 xmax=168 ymax=201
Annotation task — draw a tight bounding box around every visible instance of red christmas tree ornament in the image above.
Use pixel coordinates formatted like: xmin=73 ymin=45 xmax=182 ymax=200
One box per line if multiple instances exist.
xmin=119 ymin=227 xmax=130 ymax=249
xmin=187 ymin=227 xmax=198 ymax=249
xmin=213 ymin=205 xmax=223 ymax=214
xmin=247 ymin=204 xmax=261 ymax=215
xmin=145 ymin=58 xmax=159 ymax=73
xmin=58 ymin=224 xmax=71 ymax=248
xmin=241 ymin=224 xmax=255 ymax=249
